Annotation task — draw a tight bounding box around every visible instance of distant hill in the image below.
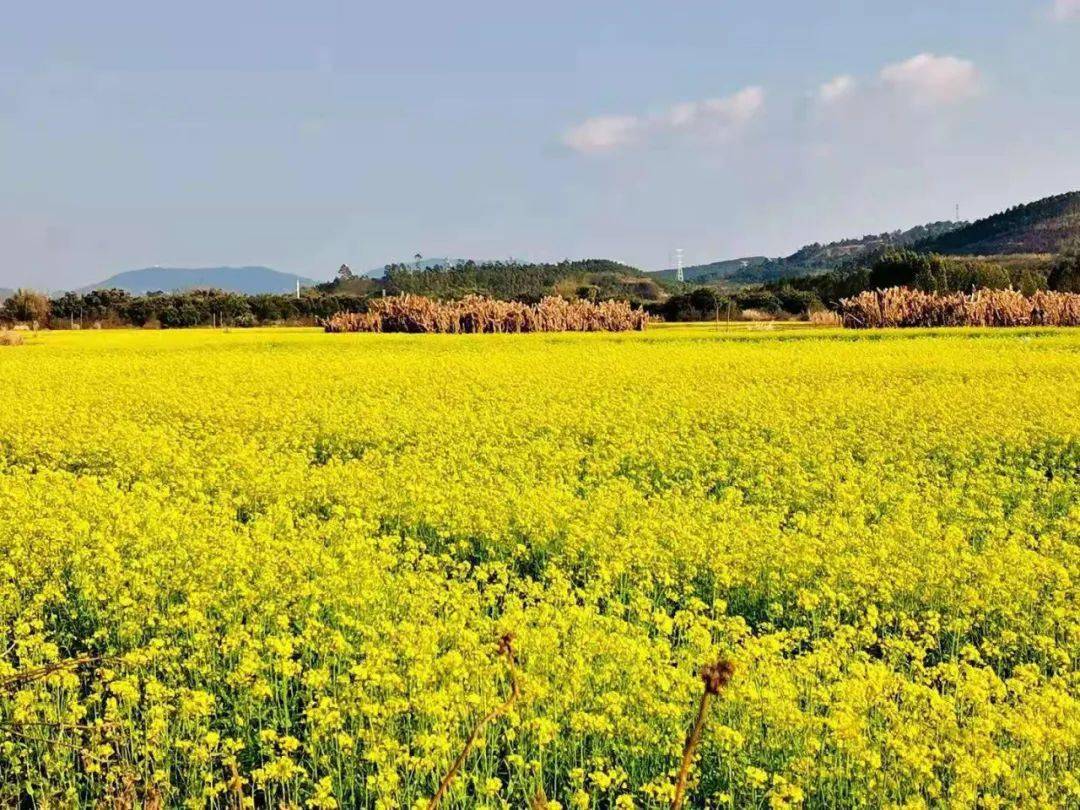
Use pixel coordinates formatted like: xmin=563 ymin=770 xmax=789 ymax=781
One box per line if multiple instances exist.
xmin=81 ymin=266 xmax=319 ymax=295
xmin=657 ymin=221 xmax=963 ymax=286
xmin=781 ymin=221 xmax=962 ymax=269
xmin=916 ymin=191 xmax=1080 ymax=255
xmin=652 ymin=257 xmax=770 ymax=284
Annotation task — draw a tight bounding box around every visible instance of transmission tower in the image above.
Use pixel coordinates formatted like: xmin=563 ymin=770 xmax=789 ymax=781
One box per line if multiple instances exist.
xmin=676 ymin=248 xmax=684 ymax=283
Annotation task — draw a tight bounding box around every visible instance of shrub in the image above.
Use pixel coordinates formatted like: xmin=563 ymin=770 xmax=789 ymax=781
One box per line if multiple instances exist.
xmin=775 ymin=287 xmax=821 ymax=315
xmin=734 ymin=290 xmax=782 ymax=314
xmin=647 ymin=288 xmax=740 ymax=322
xmin=809 ymin=310 xmax=843 ymax=326
xmin=739 ymin=309 xmax=775 ymax=322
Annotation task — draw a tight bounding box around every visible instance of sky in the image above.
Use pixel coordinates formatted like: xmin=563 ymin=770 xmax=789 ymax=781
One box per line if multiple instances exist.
xmin=2 ymin=1 xmax=1080 ymax=289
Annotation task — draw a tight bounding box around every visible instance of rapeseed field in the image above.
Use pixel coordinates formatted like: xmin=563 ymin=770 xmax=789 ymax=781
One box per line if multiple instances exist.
xmin=1 ymin=327 xmax=1078 ymax=808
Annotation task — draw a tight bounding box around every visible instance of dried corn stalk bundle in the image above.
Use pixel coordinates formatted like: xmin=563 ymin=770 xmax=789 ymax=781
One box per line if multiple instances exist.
xmin=839 ymin=287 xmax=1080 ymax=328
xmin=323 ymin=294 xmax=649 ymax=333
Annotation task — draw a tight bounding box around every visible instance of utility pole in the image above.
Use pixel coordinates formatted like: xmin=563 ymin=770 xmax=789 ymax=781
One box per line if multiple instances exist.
xmin=296 ymin=279 xmax=301 ymax=300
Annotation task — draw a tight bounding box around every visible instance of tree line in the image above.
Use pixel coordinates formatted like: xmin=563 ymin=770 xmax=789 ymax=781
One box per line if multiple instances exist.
xmin=330 ymin=259 xmax=663 ymax=303
xmin=1 ymin=288 xmax=370 ymax=329
xmin=4 ymin=245 xmax=1078 ymax=327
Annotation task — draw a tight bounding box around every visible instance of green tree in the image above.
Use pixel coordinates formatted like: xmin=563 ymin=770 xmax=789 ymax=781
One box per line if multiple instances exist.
xmin=1048 ymin=239 xmax=1080 ymax=293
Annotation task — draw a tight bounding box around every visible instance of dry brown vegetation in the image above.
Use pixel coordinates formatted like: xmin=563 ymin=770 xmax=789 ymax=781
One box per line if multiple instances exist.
xmin=809 ymin=309 xmax=843 ymax=327
xmin=839 ymin=287 xmax=1080 ymax=328
xmin=0 ymin=331 xmax=25 ymax=346
xmin=738 ymin=308 xmax=776 ymax=322
xmin=323 ymin=294 xmax=648 ymax=333
xmin=671 ymin=658 xmax=736 ymax=810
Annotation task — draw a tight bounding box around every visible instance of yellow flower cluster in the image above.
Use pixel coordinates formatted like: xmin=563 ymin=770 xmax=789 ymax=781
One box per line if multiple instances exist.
xmin=1 ymin=326 xmax=1078 ymax=807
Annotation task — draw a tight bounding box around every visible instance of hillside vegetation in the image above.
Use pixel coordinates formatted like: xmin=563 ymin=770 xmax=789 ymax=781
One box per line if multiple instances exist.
xmin=917 ymin=191 xmax=1080 ymax=255
xmin=658 ymin=221 xmax=961 ymax=286
xmin=659 ymin=192 xmax=1080 ymax=313
xmin=738 ymin=193 xmax=1080 ymax=315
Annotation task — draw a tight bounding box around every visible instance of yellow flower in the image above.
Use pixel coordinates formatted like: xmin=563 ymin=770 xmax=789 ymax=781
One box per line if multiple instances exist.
xmin=3 ymin=326 xmax=1079 ymax=808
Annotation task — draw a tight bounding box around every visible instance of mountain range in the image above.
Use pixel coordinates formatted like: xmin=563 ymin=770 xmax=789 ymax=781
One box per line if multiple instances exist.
xmin=73 ymin=260 xmax=465 ymax=293
xmin=80 ymin=266 xmax=318 ymax=295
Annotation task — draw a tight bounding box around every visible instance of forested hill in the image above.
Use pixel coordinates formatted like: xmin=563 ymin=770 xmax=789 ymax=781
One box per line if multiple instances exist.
xmin=325 ymin=259 xmax=666 ymax=303
xmin=916 ymin=192 xmax=1080 ymax=255
xmin=780 ymin=221 xmax=961 ymax=269
xmin=651 ymin=257 xmax=770 ymax=284
xmin=660 ymin=220 xmax=962 ymax=285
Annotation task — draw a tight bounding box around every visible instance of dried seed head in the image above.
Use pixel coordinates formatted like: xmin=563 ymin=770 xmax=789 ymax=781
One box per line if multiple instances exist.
xmin=498 ymin=633 xmax=515 ymax=656
xmin=700 ymin=658 xmax=735 ymax=695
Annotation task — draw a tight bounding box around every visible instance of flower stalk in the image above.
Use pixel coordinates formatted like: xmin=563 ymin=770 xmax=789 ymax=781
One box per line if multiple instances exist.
xmin=671 ymin=658 xmax=735 ymax=810
xmin=427 ymin=633 xmax=521 ymax=809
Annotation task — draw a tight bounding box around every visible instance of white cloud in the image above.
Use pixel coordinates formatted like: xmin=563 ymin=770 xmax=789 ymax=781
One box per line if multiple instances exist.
xmin=661 ymin=87 xmax=765 ymax=130
xmin=563 ymin=86 xmax=764 ymax=154
xmin=818 ymin=75 xmax=856 ymax=104
xmin=879 ymin=53 xmax=980 ymax=105
xmin=692 ymin=86 xmax=766 ymax=129
xmin=561 ymin=115 xmax=643 ymax=153
xmin=663 ymin=101 xmax=699 ymax=128
xmin=1051 ymin=0 xmax=1080 ymax=19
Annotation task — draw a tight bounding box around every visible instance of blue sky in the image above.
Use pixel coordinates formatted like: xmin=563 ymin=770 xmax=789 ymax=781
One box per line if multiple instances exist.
xmin=2 ymin=0 xmax=1079 ymax=288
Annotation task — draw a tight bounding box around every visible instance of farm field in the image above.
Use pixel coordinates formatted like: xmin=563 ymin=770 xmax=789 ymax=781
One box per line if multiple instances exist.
xmin=1 ymin=327 xmax=1079 ymax=808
